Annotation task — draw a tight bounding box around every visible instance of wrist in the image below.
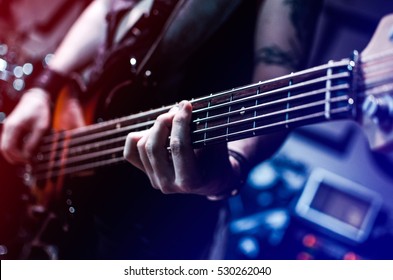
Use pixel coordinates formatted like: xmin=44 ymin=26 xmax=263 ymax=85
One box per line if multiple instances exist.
xmin=28 ymin=67 xmax=69 ymax=103
xmin=23 ymin=87 xmax=54 ymax=111
xmin=207 ymin=149 xmax=250 ymax=201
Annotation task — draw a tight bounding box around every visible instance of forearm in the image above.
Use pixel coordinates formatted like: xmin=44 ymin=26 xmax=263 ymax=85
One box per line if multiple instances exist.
xmin=49 ymin=0 xmax=111 ymax=74
xmin=228 ymin=0 xmax=323 ymax=166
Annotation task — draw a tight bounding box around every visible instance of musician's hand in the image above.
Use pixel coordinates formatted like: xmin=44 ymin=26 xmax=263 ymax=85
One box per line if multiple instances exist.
xmin=124 ymin=100 xmax=240 ymax=197
xmin=0 ymin=88 xmax=51 ymax=164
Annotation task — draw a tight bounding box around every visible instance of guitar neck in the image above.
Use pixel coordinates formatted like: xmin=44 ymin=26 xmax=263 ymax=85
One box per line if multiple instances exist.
xmin=190 ymin=58 xmax=356 ymax=148
xmin=32 ymin=58 xmax=357 ymax=180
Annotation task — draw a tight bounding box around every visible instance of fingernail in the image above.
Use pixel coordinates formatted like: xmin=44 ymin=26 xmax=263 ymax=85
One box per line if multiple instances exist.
xmin=178 ymin=101 xmax=187 ymax=110
xmin=169 ymin=104 xmax=180 ymax=113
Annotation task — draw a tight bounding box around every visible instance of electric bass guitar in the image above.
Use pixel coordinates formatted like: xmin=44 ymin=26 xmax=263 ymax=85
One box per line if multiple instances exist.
xmin=13 ymin=13 xmax=393 ymax=259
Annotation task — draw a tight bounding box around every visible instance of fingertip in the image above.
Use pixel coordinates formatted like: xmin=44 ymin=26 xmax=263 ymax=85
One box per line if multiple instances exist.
xmin=173 ymin=101 xmax=192 ymax=125
xmin=178 ymin=100 xmax=192 ymax=111
xmin=169 ymin=104 xmax=180 ymax=113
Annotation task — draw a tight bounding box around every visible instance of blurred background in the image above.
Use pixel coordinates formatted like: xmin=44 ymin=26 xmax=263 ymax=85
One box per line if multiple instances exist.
xmin=1 ymin=0 xmax=393 ymax=260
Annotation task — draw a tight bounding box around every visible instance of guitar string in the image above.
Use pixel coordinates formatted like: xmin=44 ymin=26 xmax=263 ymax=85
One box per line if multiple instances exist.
xmin=34 ymin=96 xmax=350 ymax=175
xmin=34 ymin=106 xmax=351 ymax=180
xmin=37 ymin=80 xmax=350 ymax=159
xmin=37 ymin=65 xmax=351 ymax=155
xmin=40 ymin=105 xmax=172 ymax=145
xmin=193 ymin=106 xmax=351 ymax=146
xmin=35 ymin=76 xmax=349 ymax=163
xmin=191 ymin=84 xmax=349 ymax=125
xmin=361 ymin=67 xmax=393 ymax=91
xmin=38 ymin=120 xmax=156 ymax=153
xmin=191 ymin=72 xmax=350 ymax=115
xmin=193 ymin=59 xmax=393 ymax=140
xmin=192 ymin=95 xmax=350 ymax=135
xmin=34 ymin=72 xmax=352 ymax=171
xmin=35 ymin=93 xmax=349 ymax=169
xmin=361 ymin=48 xmax=393 ymax=64
xmin=360 ymin=50 xmax=393 ymax=90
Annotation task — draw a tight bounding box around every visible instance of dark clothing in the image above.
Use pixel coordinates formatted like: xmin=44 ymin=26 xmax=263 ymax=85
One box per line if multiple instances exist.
xmin=59 ymin=0 xmax=255 ymax=259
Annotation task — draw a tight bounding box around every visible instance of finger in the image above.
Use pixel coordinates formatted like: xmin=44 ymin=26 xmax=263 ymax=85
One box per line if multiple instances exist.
xmin=145 ymin=110 xmax=177 ymax=193
xmin=136 ymin=132 xmax=157 ymax=187
xmin=170 ymin=101 xmax=199 ymax=190
xmin=124 ymin=131 xmax=147 ymax=171
xmin=0 ymin=120 xmax=26 ymax=164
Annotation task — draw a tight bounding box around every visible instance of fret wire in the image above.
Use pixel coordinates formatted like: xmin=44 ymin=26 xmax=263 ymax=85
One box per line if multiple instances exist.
xmin=253 ymin=86 xmax=260 ymax=135
xmin=204 ymin=96 xmax=212 ymax=146
xmin=226 ymin=93 xmax=233 ymax=141
xmin=193 ymin=95 xmax=350 ymax=136
xmin=325 ymin=61 xmax=333 ymax=119
xmin=286 ymin=78 xmax=293 ymax=128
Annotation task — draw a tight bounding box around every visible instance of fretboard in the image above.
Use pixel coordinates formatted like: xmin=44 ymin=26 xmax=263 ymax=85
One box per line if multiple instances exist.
xmin=33 ymin=58 xmax=356 ymax=180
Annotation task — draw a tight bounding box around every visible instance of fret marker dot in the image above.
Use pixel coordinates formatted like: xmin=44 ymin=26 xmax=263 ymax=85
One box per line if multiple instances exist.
xmin=240 ymin=107 xmax=246 ymax=115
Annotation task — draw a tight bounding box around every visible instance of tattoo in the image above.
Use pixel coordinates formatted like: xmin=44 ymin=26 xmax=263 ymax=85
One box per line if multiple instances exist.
xmin=254 ymin=0 xmax=323 ymax=70
xmin=254 ymin=45 xmax=299 ymax=70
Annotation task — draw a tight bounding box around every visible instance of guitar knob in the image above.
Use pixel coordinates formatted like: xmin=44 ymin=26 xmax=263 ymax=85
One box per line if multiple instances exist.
xmin=362 ymin=95 xmax=393 ymax=130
